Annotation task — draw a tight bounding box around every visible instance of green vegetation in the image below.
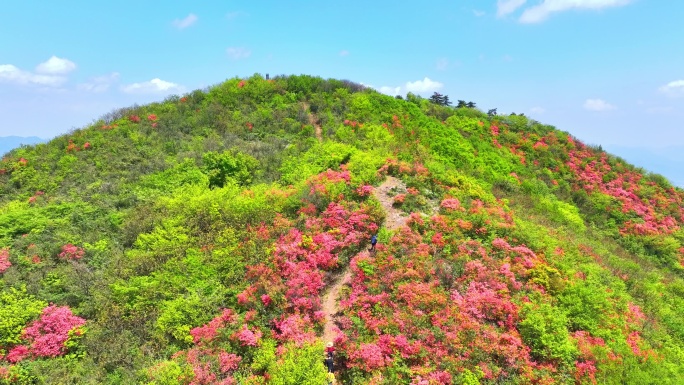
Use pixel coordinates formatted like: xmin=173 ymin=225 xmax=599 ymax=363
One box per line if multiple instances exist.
xmin=0 ymin=74 xmax=683 ymax=384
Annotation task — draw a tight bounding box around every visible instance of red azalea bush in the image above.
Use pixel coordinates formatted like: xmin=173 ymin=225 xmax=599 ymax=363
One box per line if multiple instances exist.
xmin=58 ymin=244 xmax=85 ymax=260
xmin=0 ymin=248 xmax=10 ymax=273
xmin=167 ymin=168 xmax=380 ymax=382
xmin=3 ymin=305 xmax=86 ymax=364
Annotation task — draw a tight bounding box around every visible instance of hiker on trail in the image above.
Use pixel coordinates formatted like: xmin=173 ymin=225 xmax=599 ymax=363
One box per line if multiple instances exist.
xmin=369 ymin=234 xmax=378 ymax=252
xmin=324 ymin=341 xmax=335 ymax=373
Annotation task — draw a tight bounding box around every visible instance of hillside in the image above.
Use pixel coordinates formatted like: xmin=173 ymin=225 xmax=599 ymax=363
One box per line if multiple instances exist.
xmin=0 ymin=137 xmax=45 ymax=158
xmin=1 ymin=74 xmax=683 ymax=384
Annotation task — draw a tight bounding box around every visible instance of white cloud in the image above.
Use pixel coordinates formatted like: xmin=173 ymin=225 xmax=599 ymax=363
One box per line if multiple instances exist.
xmin=172 ymin=13 xmax=198 ymax=29
xmin=473 ymin=10 xmax=486 ymax=17
xmin=519 ymin=0 xmax=632 ymax=23
xmin=35 ymin=56 xmax=76 ymax=74
xmin=584 ymin=98 xmax=616 ymax=111
xmin=530 ymin=106 xmax=546 ymax=114
xmin=339 ymin=50 xmax=349 ymax=57
xmin=497 ymin=0 xmax=527 ymax=17
xmin=659 ymin=80 xmax=684 ymax=96
xmin=78 ymin=72 xmax=120 ymax=93
xmin=372 ymin=77 xmax=444 ymax=97
xmin=436 ymin=58 xmax=449 ymax=70
xmin=405 ymin=77 xmax=443 ymax=93
xmin=379 ymin=86 xmax=402 ymax=96
xmin=0 ymin=64 xmax=66 ymax=86
xmin=226 ymin=47 xmax=251 ymax=60
xmin=120 ymin=78 xmax=184 ymax=94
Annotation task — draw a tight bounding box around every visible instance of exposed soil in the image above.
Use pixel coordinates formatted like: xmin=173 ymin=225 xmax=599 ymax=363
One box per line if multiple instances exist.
xmin=301 ymin=102 xmax=323 ymax=142
xmin=371 ymin=176 xmax=409 ymax=231
xmin=321 ymin=176 xmax=408 ymax=345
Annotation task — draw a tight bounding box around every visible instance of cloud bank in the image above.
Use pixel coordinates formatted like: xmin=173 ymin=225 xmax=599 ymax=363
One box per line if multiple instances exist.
xmin=584 ymin=98 xmax=616 ymax=111
xmin=659 ymin=80 xmax=684 ymax=96
xmin=35 ymin=56 xmax=77 ymax=74
xmin=121 ymin=78 xmax=184 ymax=94
xmin=497 ymin=0 xmax=632 ymax=23
xmin=0 ymin=59 xmax=75 ymax=87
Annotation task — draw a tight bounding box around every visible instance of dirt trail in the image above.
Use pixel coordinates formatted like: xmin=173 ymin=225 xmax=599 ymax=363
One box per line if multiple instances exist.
xmin=321 ymin=176 xmax=408 ymax=345
xmin=301 ymin=102 xmax=322 ymax=142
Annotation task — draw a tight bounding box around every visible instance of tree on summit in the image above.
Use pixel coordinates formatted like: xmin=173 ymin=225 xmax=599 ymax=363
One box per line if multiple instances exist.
xmin=429 ymin=92 xmax=452 ymax=107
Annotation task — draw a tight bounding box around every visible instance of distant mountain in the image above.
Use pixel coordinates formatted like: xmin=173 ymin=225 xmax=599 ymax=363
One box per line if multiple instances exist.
xmin=606 ymin=145 xmax=684 ymax=188
xmin=0 ymin=136 xmax=45 ymax=156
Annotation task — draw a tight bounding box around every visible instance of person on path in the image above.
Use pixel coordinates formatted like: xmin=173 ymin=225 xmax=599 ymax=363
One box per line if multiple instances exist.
xmin=325 ymin=341 xmax=335 ymax=373
xmin=369 ymin=234 xmax=378 ymax=252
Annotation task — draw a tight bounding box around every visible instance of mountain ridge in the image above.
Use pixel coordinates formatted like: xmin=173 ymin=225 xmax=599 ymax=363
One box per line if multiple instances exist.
xmin=0 ymin=136 xmax=45 ymax=157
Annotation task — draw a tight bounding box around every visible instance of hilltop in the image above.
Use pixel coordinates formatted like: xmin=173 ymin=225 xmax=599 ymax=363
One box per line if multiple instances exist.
xmin=0 ymin=137 xmax=45 ymax=158
xmin=0 ymin=74 xmax=683 ymax=384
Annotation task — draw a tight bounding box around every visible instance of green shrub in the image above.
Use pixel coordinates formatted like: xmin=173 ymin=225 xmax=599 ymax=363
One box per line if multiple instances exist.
xmin=519 ymin=302 xmax=577 ymax=364
xmin=268 ymin=342 xmax=327 ymax=385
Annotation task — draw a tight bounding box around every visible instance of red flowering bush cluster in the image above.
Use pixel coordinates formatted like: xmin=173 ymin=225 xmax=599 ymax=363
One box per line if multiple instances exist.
xmin=27 ymin=190 xmax=45 ymax=204
xmin=0 ymin=248 xmax=10 ymax=273
xmin=331 ymin=170 xmax=659 ymax=383
xmin=3 ymin=305 xmax=85 ymax=363
xmin=66 ymin=140 xmax=79 ymax=153
xmin=565 ymin=143 xmax=682 ymax=236
xmin=479 ymin=117 xmax=684 ymax=269
xmin=166 ymin=168 xmax=380 ymax=382
xmin=343 ymin=119 xmax=363 ymax=128
xmin=58 ymin=244 xmax=85 ymax=260
xmin=129 ymin=115 xmax=141 ymax=123
xmin=335 ymin=191 xmax=553 ymax=381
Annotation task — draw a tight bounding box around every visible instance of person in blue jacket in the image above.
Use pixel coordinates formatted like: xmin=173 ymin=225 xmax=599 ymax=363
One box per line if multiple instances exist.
xmin=369 ymin=234 xmax=378 ymax=252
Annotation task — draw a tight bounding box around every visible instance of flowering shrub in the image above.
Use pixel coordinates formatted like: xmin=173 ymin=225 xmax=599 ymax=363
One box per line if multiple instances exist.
xmin=66 ymin=140 xmax=80 ymax=153
xmin=58 ymin=244 xmax=85 ymax=260
xmin=129 ymin=115 xmax=141 ymax=123
xmin=440 ymin=198 xmax=460 ymax=211
xmin=355 ymin=185 xmax=374 ymax=197
xmin=22 ymin=305 xmax=86 ymax=358
xmin=0 ymin=248 xmax=10 ymax=273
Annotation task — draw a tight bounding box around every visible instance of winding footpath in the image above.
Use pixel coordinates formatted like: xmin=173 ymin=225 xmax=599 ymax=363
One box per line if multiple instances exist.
xmin=321 ymin=176 xmax=409 ymax=345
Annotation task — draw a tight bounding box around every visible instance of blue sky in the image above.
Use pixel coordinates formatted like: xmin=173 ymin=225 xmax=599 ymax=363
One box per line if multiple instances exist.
xmin=1 ymin=0 xmax=683 ymax=184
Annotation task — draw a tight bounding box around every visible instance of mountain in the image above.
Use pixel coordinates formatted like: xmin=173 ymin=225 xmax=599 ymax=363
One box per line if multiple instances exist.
xmin=0 ymin=75 xmax=683 ymax=384
xmin=0 ymin=136 xmax=45 ymax=157
xmin=605 ymin=145 xmax=684 ymax=188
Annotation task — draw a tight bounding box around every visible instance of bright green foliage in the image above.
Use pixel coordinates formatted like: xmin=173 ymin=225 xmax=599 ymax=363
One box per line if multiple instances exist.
xmin=535 ymin=194 xmax=586 ymax=232
xmin=268 ymin=342 xmax=328 ymax=385
xmin=0 ymin=288 xmax=46 ymax=347
xmin=279 ymin=141 xmax=355 ymax=185
xmin=203 ymin=151 xmax=259 ymax=188
xmin=519 ymin=301 xmax=577 ymax=364
xmin=145 ymin=360 xmax=191 ymax=385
